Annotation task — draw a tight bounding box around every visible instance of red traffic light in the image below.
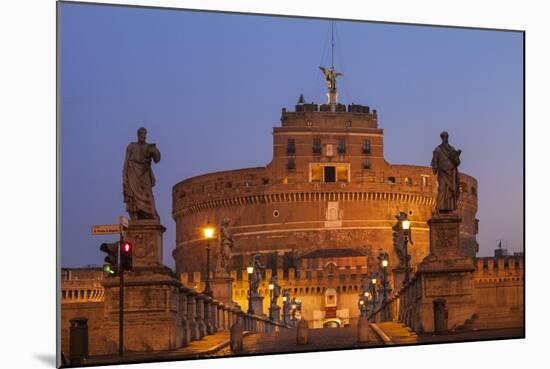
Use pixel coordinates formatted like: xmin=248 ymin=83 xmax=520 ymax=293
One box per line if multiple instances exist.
xmin=120 ymin=241 xmax=133 ymax=271
xmin=121 ymin=242 xmax=132 ymax=253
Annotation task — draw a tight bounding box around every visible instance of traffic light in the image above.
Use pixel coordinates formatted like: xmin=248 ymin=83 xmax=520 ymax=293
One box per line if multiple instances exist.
xmin=120 ymin=241 xmax=133 ymax=271
xmin=100 ymin=242 xmax=119 ymax=276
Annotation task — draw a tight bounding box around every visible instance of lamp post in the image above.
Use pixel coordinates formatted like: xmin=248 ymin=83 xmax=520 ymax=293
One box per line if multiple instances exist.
xmin=247 ymin=264 xmax=254 ymax=314
xmin=291 ymin=297 xmax=297 ymax=326
xmin=371 ymin=273 xmax=378 ymax=313
xmin=381 ymin=256 xmax=389 ymax=305
xmin=379 ymin=253 xmax=390 ymax=321
xmin=282 ymin=293 xmax=289 ymax=326
xmin=364 ymin=291 xmax=371 ymax=317
xmin=202 ymin=224 xmax=215 ymax=297
xmin=401 ymin=218 xmax=412 ymax=284
xmin=268 ymin=282 xmax=274 ymax=321
xmin=359 ymin=299 xmax=366 ymax=318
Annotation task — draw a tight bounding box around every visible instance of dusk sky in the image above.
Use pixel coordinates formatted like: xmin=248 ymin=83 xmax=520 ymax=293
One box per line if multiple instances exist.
xmin=60 ymin=3 xmax=523 ymax=268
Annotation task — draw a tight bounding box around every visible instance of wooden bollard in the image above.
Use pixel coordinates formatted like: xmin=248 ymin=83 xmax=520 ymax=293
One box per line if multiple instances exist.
xmin=230 ymin=321 xmax=244 ymax=353
xmin=357 ymin=317 xmax=371 ymax=343
xmin=296 ymin=319 xmax=309 ymax=345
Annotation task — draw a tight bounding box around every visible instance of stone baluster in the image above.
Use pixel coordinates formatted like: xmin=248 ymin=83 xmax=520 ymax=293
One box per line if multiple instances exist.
xmin=180 ymin=288 xmax=191 ymax=346
xmin=218 ymin=303 xmax=226 ymax=331
xmin=203 ymin=296 xmax=213 ymax=335
xmin=195 ymin=294 xmax=207 ymax=338
xmin=186 ymin=290 xmax=200 ymax=341
xmin=223 ymin=305 xmax=230 ymax=331
xmin=228 ymin=307 xmax=234 ymax=329
xmin=243 ymin=314 xmax=250 ymax=331
xmin=210 ymin=299 xmax=218 ymax=334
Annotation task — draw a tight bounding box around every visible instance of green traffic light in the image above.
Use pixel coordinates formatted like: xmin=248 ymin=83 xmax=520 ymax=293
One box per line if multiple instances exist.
xmin=103 ymin=263 xmax=115 ymax=274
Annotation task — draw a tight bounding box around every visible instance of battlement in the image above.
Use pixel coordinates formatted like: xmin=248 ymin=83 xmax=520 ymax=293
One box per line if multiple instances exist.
xmin=473 ymin=256 xmax=524 ymax=283
xmin=290 ymin=103 xmax=375 ymax=114
xmin=281 ymin=103 xmax=378 ymax=129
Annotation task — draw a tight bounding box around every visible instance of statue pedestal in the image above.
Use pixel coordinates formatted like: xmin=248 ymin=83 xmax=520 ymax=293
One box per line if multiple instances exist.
xmin=100 ymin=220 xmax=184 ymax=354
xmin=101 ymin=269 xmax=183 ymax=353
xmin=250 ymin=295 xmax=265 ymax=316
xmin=415 ymin=215 xmax=476 ymax=333
xmin=212 ymin=276 xmax=234 ymax=306
xmin=270 ymin=304 xmax=281 ymax=322
xmin=124 ymin=219 xmax=166 ymax=268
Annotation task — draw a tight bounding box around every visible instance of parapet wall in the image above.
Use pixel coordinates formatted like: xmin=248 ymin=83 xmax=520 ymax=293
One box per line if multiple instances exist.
xmin=371 ymin=256 xmax=524 ymax=332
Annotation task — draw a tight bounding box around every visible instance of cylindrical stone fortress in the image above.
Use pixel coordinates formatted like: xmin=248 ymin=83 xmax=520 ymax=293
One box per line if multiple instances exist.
xmin=172 ymin=101 xmax=478 ymax=327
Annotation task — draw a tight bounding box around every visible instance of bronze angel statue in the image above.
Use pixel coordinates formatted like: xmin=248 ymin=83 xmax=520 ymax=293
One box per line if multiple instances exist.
xmin=319 ymin=66 xmax=343 ymax=92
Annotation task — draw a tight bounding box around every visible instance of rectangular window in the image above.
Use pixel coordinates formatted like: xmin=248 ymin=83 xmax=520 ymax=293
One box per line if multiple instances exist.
xmin=421 ymin=175 xmax=429 ymax=187
xmin=310 ymin=164 xmax=322 ymax=182
xmin=287 ymin=138 xmax=296 ymax=154
xmin=287 ymin=158 xmax=296 ymax=170
xmin=362 ymin=159 xmax=371 ymax=169
xmin=337 ymin=139 xmax=346 ymax=154
xmin=336 ymin=166 xmax=349 ymax=183
xmin=324 ymin=166 xmax=336 ymax=182
xmin=362 ymin=139 xmax=371 ymax=154
xmin=310 ymin=163 xmax=350 ymax=183
xmin=312 ymin=138 xmax=321 ymax=154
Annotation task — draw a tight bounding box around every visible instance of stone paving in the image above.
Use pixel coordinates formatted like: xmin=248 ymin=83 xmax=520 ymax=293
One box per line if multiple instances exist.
xmin=83 ymin=322 xmax=523 ymax=366
xmin=87 ymin=331 xmax=235 ymax=365
xmin=216 ymin=326 xmax=384 ymax=356
xmin=375 ymin=321 xmax=524 ymax=345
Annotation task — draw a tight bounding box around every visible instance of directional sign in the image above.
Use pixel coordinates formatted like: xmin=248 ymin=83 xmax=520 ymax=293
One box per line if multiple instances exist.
xmin=92 ymin=224 xmax=121 ymax=235
xmin=119 ymin=216 xmax=128 ymax=229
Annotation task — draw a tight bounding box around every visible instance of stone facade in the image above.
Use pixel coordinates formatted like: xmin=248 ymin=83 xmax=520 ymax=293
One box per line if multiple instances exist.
xmin=172 ymin=101 xmax=479 ymax=327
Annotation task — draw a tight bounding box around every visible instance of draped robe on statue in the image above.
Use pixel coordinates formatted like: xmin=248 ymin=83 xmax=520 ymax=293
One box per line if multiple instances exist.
xmin=123 ymin=142 xmax=161 ymax=219
xmin=431 ymin=142 xmax=461 ymax=213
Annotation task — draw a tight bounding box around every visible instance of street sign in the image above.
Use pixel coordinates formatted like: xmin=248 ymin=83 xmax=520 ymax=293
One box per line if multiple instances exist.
xmin=119 ymin=216 xmax=128 ymax=229
xmin=92 ymin=224 xmax=121 ymax=235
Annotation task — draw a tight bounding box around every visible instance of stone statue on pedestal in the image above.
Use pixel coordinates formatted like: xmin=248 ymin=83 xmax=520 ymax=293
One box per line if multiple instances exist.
xmin=250 ymin=254 xmax=264 ymax=298
xmin=123 ymin=127 xmax=161 ymax=220
xmin=431 ymin=131 xmax=462 ymax=215
xmin=270 ymin=275 xmax=281 ymax=305
xmin=215 ymin=218 xmax=234 ymax=277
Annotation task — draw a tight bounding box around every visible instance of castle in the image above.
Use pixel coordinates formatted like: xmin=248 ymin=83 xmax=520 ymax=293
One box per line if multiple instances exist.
xmin=171 ymin=70 xmax=479 ymax=327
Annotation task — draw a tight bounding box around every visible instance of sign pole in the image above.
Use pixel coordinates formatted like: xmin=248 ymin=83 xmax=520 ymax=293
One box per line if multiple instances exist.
xmin=118 ymin=217 xmax=126 ymax=358
xmin=119 ymin=263 xmax=124 ymax=357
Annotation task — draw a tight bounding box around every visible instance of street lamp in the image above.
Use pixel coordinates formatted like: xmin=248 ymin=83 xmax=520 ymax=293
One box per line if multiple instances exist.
xmin=268 ymin=282 xmax=274 ymax=320
xmin=202 ymin=224 xmax=215 ymax=297
xmin=291 ymin=298 xmax=298 ymax=325
xmin=247 ymin=264 xmax=254 ymax=314
xmin=379 ymin=252 xmax=390 ymax=321
xmin=365 ymin=290 xmax=372 ymax=317
xmin=282 ymin=294 xmax=289 ymax=325
xmin=400 ymin=216 xmax=413 ymax=283
xmin=370 ymin=273 xmax=378 ymax=313
xmin=359 ymin=299 xmax=366 ymax=318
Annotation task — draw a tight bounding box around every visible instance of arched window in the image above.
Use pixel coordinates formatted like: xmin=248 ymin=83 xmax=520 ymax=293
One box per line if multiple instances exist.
xmin=325 ymin=262 xmax=337 ymax=276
